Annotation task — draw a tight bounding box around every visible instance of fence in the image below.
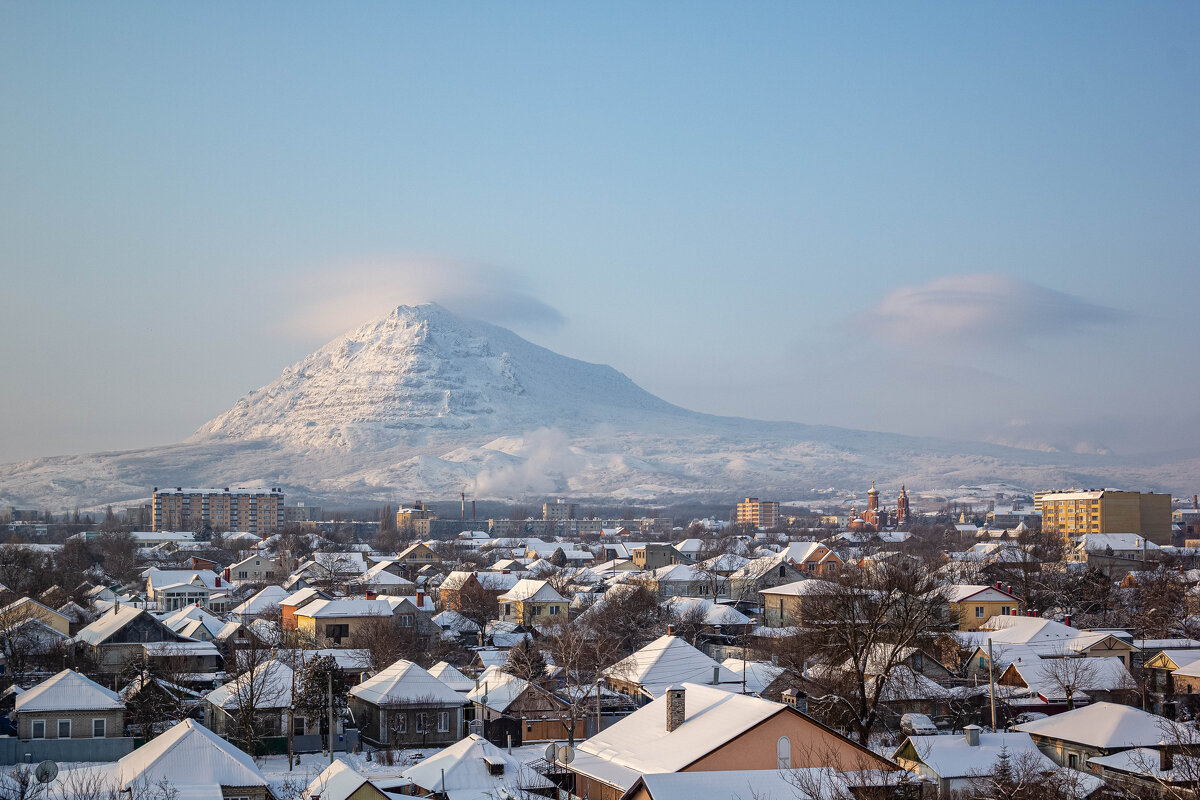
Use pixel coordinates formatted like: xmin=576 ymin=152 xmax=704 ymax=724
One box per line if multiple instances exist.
xmin=0 ymin=736 xmax=136 ymax=765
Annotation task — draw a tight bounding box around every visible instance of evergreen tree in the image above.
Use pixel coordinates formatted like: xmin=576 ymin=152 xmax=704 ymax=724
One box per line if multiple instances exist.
xmin=504 ymin=637 xmax=548 ymax=683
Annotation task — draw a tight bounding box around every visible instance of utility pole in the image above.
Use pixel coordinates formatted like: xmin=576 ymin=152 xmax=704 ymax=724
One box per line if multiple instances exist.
xmin=328 ymin=668 xmax=335 ymax=766
xmin=987 ymin=639 xmax=996 ymax=732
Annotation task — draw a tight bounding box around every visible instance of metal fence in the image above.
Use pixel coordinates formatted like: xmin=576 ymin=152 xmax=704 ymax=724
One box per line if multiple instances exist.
xmin=0 ymin=737 xmax=136 ymax=765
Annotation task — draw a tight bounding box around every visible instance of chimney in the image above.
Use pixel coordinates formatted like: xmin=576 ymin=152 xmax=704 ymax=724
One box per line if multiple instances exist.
xmin=1011 ymin=608 xmax=1017 ymax=615
xmin=995 ymin=581 xmax=1001 ymax=590
xmin=964 ymin=724 xmax=981 ymax=747
xmin=1065 ymin=614 xmax=1072 ymax=627
xmin=667 ymin=623 xmax=676 ymax=636
xmin=215 ymin=576 xmax=221 ymax=587
xmin=666 ymin=687 xmax=685 ymax=732
xmin=1032 ymin=609 xmax=1039 ymax=617
xmin=416 ymin=589 xmax=425 ymax=607
xmin=1194 ymin=495 xmax=1198 ymax=511
xmin=113 ymin=599 xmax=120 ymax=612
xmin=365 ymin=590 xmax=377 ymax=600
xmin=712 ymin=666 xmax=720 ymax=685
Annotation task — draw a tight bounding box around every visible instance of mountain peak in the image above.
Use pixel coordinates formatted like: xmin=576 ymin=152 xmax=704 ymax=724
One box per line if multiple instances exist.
xmin=192 ymin=304 xmax=678 ymax=451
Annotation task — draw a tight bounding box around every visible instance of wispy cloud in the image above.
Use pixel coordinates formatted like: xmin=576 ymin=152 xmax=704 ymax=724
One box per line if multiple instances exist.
xmin=862 ymin=273 xmax=1125 ymax=349
xmin=273 ymin=256 xmax=565 ymax=342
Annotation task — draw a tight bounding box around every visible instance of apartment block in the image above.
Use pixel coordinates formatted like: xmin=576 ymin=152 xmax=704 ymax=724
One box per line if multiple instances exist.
xmin=1039 ymin=489 xmax=1171 ymax=545
xmin=734 ymin=497 xmax=780 ymax=527
xmin=151 ymin=487 xmax=284 ymax=535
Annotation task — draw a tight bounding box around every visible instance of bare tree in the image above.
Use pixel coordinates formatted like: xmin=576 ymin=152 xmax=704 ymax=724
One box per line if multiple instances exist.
xmin=795 ymin=562 xmax=952 ymax=744
xmin=1037 ymin=656 xmax=1100 ymax=711
xmin=542 ymin=621 xmax=615 ymax=745
xmin=355 ymin=613 xmax=424 ymax=672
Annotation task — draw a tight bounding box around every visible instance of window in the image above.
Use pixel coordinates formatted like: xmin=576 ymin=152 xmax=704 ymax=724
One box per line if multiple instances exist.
xmin=549 ymin=606 xmax=560 ymax=616
xmin=92 ymin=719 xmax=106 ymax=738
xmin=238 ymin=572 xmax=248 ymax=579
xmin=1068 ymin=754 xmax=1078 ymax=769
xmin=975 ymin=606 xmax=985 ymax=618
xmin=398 ymin=614 xmax=414 ymax=627
xmin=505 ymin=603 xmax=512 ymax=616
xmin=415 ymin=713 xmax=429 ymax=734
xmin=532 ymin=606 xmax=542 ymax=616
xmin=438 ymin=711 xmax=450 ymax=732
xmin=293 ymin=717 xmax=305 ymax=737
xmin=32 ymin=720 xmax=45 ymax=739
xmin=58 ymin=719 xmax=71 ymax=739
xmin=978 ymin=656 xmax=986 ymax=669
xmin=396 ymin=713 xmax=407 ymax=734
xmin=778 ymin=565 xmax=786 ymax=578
xmin=1001 ymin=606 xmax=1010 ymax=616
xmin=324 ymin=624 xmax=350 ymax=642
xmin=777 ymin=736 xmax=791 ymax=769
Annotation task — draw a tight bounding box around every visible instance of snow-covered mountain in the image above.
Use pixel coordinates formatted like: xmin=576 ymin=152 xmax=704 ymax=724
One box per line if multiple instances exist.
xmin=2 ymin=303 xmax=1198 ymax=509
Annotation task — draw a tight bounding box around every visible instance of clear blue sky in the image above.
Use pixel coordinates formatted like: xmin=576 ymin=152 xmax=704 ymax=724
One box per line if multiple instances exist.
xmin=2 ymin=2 xmax=1198 ymax=462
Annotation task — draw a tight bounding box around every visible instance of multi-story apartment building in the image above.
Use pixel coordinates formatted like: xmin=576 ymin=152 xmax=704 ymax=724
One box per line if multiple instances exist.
xmin=284 ymin=503 xmax=322 ymax=523
xmin=543 ymin=499 xmax=578 ymax=521
xmin=151 ymin=487 xmax=284 ymax=535
xmin=1038 ymin=489 xmax=1171 ymax=545
xmin=734 ymin=497 xmax=780 ymax=528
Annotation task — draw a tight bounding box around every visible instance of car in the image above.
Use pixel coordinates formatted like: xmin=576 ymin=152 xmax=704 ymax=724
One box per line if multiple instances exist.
xmin=900 ymin=712 xmax=939 ymax=736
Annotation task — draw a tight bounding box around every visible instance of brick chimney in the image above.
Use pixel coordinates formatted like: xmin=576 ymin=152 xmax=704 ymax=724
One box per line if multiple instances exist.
xmin=666 ymin=687 xmax=685 ymax=732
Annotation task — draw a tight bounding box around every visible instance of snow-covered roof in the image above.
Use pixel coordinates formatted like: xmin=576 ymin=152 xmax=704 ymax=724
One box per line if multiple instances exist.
xmin=497 ymin=578 xmax=564 ymax=603
xmin=603 ymin=635 xmax=741 ymax=697
xmin=429 ymin=661 xmax=475 ymax=692
xmin=896 ymin=730 xmax=1056 ymax=779
xmin=354 ymin=561 xmax=415 ymax=586
xmin=720 ymin=659 xmax=787 ymax=695
xmin=573 ymin=683 xmax=787 ymax=791
xmin=1075 ymin=533 xmax=1161 ymax=552
xmin=348 ymin=659 xmax=464 ymax=707
xmin=465 ymin=666 xmax=532 ymax=712
xmin=205 ymin=659 xmax=294 ymax=710
xmin=1014 ymin=701 xmax=1199 ymax=748
xmin=296 ymin=598 xmax=396 ymax=619
xmin=401 ymin=733 xmax=536 ymax=800
xmin=664 ymin=597 xmax=751 ymax=627
xmin=1088 ymin=747 xmax=1200 ymax=781
xmin=433 ymin=609 xmax=482 ymax=634
xmin=941 ymin=583 xmax=1018 ymax=603
xmin=1004 ymin=656 xmax=1132 ymax=701
xmin=281 ymin=587 xmax=327 ymax=607
xmin=116 ymin=718 xmax=267 ymax=790
xmin=759 ymin=578 xmax=838 ymax=597
xmin=231 ymin=585 xmax=289 ymax=616
xmin=75 ymin=604 xmax=171 ymax=646
xmin=303 ymin=758 xmax=382 ymax=800
xmin=16 ymin=669 xmax=123 ymax=713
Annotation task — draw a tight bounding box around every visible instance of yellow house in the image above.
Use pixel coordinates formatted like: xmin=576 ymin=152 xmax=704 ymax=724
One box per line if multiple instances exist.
xmin=394 ymin=542 xmax=442 ymax=569
xmin=943 ymin=584 xmax=1020 ymax=631
xmin=293 ymin=598 xmax=406 ymax=646
xmin=0 ymin=597 xmax=71 ymax=636
xmin=497 ymin=579 xmax=567 ymax=627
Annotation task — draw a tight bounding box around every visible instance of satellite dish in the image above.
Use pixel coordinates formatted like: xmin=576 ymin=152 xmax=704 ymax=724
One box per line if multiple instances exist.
xmin=35 ymin=761 xmax=58 ymax=784
xmin=556 ymin=745 xmax=575 ymax=764
xmin=544 ymin=743 xmax=558 ymax=762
